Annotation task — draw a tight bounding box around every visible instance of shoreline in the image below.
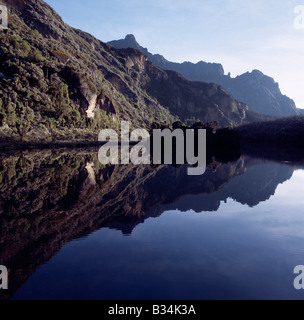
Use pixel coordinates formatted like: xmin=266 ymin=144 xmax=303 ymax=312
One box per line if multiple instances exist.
xmin=0 ymin=140 xmax=143 ymax=151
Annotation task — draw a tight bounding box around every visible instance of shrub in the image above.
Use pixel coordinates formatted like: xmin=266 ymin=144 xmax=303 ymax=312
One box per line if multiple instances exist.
xmin=0 ymin=112 xmax=7 ymax=126
xmin=6 ymin=102 xmax=17 ymax=126
xmin=50 ymin=50 xmax=70 ymax=64
xmin=28 ymin=48 xmax=45 ymax=62
xmin=94 ymin=109 xmax=119 ymax=130
xmin=10 ymin=35 xmax=31 ymax=57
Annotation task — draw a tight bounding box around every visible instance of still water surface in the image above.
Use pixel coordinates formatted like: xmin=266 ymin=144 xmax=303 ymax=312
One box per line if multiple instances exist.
xmin=1 ymin=151 xmax=304 ymax=300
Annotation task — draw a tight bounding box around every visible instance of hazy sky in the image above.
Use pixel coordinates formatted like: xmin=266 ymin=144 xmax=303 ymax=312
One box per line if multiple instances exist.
xmin=45 ymin=0 xmax=304 ymax=108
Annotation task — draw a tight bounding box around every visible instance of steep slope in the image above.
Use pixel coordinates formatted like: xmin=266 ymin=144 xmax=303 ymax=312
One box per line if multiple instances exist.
xmin=0 ymin=0 xmax=176 ymax=142
xmin=0 ymin=0 xmax=260 ymax=144
xmin=109 ymin=35 xmax=298 ymax=117
xmin=140 ymin=66 xmax=248 ymax=125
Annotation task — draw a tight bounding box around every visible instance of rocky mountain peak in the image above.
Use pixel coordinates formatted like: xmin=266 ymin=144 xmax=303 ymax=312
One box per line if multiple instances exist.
xmin=109 ymin=34 xmax=146 ymax=53
xmin=125 ymin=34 xmax=137 ymax=44
xmin=109 ymin=35 xmax=298 ymax=118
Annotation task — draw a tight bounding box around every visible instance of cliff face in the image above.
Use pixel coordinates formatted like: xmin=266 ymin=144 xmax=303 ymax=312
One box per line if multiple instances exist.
xmin=0 ymin=0 xmax=259 ymax=144
xmin=109 ymin=35 xmax=298 ymax=118
xmin=141 ymin=66 xmax=248 ymax=125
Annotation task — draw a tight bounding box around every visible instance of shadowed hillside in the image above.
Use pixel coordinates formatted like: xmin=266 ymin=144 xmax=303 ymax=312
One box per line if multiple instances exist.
xmin=0 ymin=0 xmax=266 ymax=145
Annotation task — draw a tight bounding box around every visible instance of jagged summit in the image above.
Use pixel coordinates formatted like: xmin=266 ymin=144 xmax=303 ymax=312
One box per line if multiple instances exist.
xmin=110 ymin=34 xmax=141 ymax=49
xmin=109 ymin=34 xmax=149 ymax=55
xmin=125 ymin=34 xmax=137 ymax=43
xmin=110 ymin=35 xmax=299 ymax=117
xmin=109 ymin=35 xmax=224 ymax=79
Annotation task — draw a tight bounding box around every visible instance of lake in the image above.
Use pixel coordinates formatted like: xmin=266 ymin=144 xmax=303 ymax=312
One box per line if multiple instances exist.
xmin=1 ymin=149 xmax=304 ymax=300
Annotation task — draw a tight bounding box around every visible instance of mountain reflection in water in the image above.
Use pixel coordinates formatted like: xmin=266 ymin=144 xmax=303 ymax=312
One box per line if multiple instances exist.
xmin=0 ymin=147 xmax=303 ymax=300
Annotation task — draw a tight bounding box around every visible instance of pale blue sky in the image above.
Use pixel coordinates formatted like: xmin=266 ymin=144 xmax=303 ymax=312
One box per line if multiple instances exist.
xmin=45 ymin=0 xmax=304 ymax=108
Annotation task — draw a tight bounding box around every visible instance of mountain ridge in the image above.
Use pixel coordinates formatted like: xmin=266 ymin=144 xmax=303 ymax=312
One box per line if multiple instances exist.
xmin=109 ymin=34 xmax=298 ymax=117
xmin=0 ymin=0 xmax=267 ymax=144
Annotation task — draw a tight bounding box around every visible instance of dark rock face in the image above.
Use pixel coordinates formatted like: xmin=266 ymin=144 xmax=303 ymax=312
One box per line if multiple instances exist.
xmin=140 ymin=66 xmax=248 ymax=126
xmin=109 ymin=35 xmax=298 ymax=117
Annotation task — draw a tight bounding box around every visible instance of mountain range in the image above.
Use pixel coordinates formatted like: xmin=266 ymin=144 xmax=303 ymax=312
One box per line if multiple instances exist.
xmin=0 ymin=0 xmax=281 ymax=144
xmin=0 ymin=0 xmax=303 ymax=300
xmin=109 ymin=34 xmax=299 ymax=118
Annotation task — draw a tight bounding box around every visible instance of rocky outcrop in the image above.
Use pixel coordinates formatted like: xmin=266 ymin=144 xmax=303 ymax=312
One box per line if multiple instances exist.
xmin=86 ymin=94 xmax=97 ymax=118
xmin=98 ymin=95 xmax=118 ymax=121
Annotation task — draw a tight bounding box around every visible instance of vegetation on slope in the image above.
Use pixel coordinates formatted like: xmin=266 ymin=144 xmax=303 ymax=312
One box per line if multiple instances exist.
xmin=0 ymin=0 xmax=177 ymax=142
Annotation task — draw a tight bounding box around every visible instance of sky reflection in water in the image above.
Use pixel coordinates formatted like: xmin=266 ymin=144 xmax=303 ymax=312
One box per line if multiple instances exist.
xmin=11 ymin=168 xmax=304 ymax=300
